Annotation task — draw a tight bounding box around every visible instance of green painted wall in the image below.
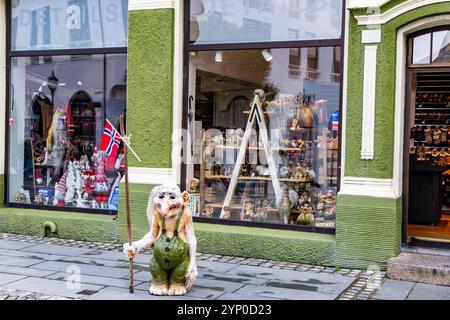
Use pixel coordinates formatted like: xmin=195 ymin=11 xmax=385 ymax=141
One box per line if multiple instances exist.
xmin=0 ymin=208 xmax=118 ymax=242
xmin=195 ymin=223 xmax=336 ymax=265
xmin=127 ymin=9 xmax=175 ymax=168
xmin=339 ymin=2 xmax=450 ymax=269
xmin=345 ymin=2 xmax=450 ymax=179
xmin=336 ymin=195 xmax=401 ymax=269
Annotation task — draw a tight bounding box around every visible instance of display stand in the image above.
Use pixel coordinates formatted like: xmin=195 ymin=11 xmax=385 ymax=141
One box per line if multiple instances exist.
xmin=219 ymin=90 xmax=282 ymax=218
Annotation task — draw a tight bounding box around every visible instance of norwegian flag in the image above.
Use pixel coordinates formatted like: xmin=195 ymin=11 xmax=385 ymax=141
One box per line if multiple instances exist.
xmin=100 ymin=120 xmax=122 ymax=159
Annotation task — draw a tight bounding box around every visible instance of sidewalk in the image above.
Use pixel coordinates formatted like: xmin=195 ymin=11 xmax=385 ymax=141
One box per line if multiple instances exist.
xmin=0 ymin=233 xmax=448 ymax=300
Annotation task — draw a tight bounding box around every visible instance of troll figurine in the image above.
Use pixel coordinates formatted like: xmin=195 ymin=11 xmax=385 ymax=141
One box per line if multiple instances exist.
xmin=123 ymin=184 xmax=198 ymax=296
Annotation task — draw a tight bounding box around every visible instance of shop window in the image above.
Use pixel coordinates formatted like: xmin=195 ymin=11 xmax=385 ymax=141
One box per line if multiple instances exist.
xmin=186 ymin=48 xmax=340 ymax=229
xmin=411 ymin=28 xmax=450 ymax=65
xmin=189 ymin=0 xmax=342 ymax=44
xmin=7 ymin=54 xmax=127 ymax=212
xmin=11 ymin=0 xmax=128 ymax=51
xmin=432 ymin=30 xmax=450 ymax=64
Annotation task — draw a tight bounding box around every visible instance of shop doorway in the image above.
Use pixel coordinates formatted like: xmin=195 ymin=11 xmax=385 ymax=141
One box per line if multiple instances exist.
xmin=403 ymin=26 xmax=450 ymax=245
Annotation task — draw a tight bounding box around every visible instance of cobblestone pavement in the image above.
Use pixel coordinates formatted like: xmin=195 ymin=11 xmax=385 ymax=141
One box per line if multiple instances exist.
xmin=0 ymin=233 xmax=384 ymax=300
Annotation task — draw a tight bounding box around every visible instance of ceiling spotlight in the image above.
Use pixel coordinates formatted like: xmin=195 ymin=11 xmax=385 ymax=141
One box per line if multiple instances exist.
xmin=262 ymin=49 xmax=273 ymax=62
xmin=215 ymin=51 xmax=223 ymax=62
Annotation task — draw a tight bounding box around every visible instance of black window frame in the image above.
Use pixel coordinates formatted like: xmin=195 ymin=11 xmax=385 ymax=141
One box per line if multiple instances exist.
xmin=181 ymin=0 xmax=346 ymax=234
xmin=409 ymin=25 xmax=450 ymax=67
xmin=3 ymin=1 xmax=128 ymax=215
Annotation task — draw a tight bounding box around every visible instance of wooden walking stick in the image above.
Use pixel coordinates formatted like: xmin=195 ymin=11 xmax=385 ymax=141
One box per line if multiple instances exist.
xmin=119 ymin=115 xmax=134 ymax=293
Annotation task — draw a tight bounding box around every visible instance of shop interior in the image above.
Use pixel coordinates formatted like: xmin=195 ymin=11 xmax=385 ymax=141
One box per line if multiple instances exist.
xmin=9 ymin=55 xmax=127 ymax=212
xmin=407 ymin=71 xmax=450 ymax=242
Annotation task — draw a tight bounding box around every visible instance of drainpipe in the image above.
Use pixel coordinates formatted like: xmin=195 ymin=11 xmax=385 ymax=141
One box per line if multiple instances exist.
xmin=40 ymin=221 xmax=58 ymax=238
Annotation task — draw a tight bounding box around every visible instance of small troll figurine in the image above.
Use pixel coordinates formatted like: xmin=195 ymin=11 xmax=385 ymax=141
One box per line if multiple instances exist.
xmin=123 ymin=184 xmax=198 ymax=295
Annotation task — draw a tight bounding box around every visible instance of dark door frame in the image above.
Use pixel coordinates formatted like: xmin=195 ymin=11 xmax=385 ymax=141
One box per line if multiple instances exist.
xmin=402 ymin=65 xmax=450 ymax=246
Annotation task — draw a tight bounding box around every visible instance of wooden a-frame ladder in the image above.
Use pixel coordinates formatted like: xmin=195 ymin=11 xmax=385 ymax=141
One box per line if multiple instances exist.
xmin=220 ymin=90 xmax=282 ymax=218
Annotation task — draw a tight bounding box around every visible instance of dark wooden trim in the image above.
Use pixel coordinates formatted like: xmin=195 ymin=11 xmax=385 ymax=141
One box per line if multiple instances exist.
xmin=193 ymin=216 xmax=336 ymax=235
xmin=3 ymin=3 xmax=127 ymax=212
xmin=3 ymin=0 xmax=11 ymax=205
xmin=402 ymin=69 xmax=414 ymax=244
xmin=336 ymin=1 xmax=347 ymax=192
xmin=188 ymin=39 xmax=343 ymax=52
xmin=10 ymin=47 xmax=127 ymax=58
xmin=4 ymin=202 xmax=116 ymax=216
xmin=180 ymin=0 xmax=344 ymax=232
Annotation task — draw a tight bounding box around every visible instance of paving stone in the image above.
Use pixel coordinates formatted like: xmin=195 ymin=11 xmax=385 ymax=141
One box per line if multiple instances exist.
xmin=20 ymin=244 xmax=93 ymax=257
xmin=57 ymin=257 xmax=120 ymax=267
xmin=185 ymin=286 xmax=227 ymax=299
xmin=46 ymin=272 xmax=144 ymax=289
xmin=0 ymin=265 xmax=57 ymax=278
xmin=0 ymin=240 xmax=36 ymax=250
xmin=1 ymin=277 xmax=102 ymax=299
xmin=0 ymin=256 xmax=43 ymax=268
xmin=407 ymin=283 xmax=450 ymax=300
xmin=0 ymin=273 xmax=27 ymax=286
xmin=197 ymin=261 xmax=240 ymax=274
xmin=124 ymin=270 xmax=152 ymax=283
xmin=87 ymin=286 xmax=200 ymax=300
xmin=217 ymin=292 xmax=283 ymax=300
xmin=29 ymin=261 xmax=130 ymax=279
xmin=235 ymin=284 xmax=336 ymax=300
xmin=198 ymin=271 xmax=268 ymax=286
xmin=80 ymin=250 xmax=151 ymax=265
xmin=0 ymin=249 xmax=66 ymax=261
xmin=227 ymin=265 xmax=354 ymax=295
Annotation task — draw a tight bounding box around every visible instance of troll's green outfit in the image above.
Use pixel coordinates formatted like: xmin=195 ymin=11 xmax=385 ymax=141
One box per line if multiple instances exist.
xmin=150 ymin=213 xmax=190 ymax=286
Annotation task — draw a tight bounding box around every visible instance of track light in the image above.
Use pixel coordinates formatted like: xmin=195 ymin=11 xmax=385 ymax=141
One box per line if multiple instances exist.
xmin=262 ymin=49 xmax=273 ymax=62
xmin=215 ymin=51 xmax=223 ymax=62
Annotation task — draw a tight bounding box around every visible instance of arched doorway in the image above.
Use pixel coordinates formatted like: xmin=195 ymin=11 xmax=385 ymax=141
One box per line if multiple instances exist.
xmin=68 ymin=90 xmax=95 ymax=158
xmin=403 ymin=25 xmax=450 ymax=244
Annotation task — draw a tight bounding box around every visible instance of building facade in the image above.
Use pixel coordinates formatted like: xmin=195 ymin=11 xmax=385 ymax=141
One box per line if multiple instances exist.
xmin=0 ymin=0 xmax=449 ymax=269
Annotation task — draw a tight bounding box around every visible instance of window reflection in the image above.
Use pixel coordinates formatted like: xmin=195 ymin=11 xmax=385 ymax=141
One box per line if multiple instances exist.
xmin=432 ymin=30 xmax=450 ymax=64
xmin=413 ymin=33 xmax=431 ymax=64
xmin=190 ymin=0 xmax=342 ymax=44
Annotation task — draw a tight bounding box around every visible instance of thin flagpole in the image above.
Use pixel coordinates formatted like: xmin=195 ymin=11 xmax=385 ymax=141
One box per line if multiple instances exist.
xmin=107 ymin=119 xmax=141 ymax=163
xmin=119 ymin=115 xmax=134 ymax=293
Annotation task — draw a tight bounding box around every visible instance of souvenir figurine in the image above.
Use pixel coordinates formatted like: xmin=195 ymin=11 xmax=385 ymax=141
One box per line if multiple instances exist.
xmin=241 ymin=198 xmax=255 ymax=221
xmin=203 ymin=205 xmax=214 ymax=218
xmin=279 ymin=166 xmax=290 ymax=178
xmin=322 ymin=189 xmax=337 ymax=221
xmin=123 ymin=184 xmax=198 ymax=296
xmin=296 ymin=202 xmax=315 ymax=225
xmin=254 ymin=207 xmax=266 ymax=222
xmin=278 ymin=187 xmax=290 ymax=224
xmin=189 ymin=178 xmax=200 ymax=193
xmin=212 ymin=162 xmax=224 ymax=176
xmin=222 ymin=206 xmax=231 ymax=220
xmin=64 ymin=162 xmax=76 ymax=205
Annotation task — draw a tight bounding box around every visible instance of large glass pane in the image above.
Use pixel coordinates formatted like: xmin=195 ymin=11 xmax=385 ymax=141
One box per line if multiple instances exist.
xmin=186 ymin=47 xmax=341 ymax=229
xmin=190 ymin=0 xmax=342 ymax=44
xmin=432 ymin=30 xmax=450 ymax=64
xmin=11 ymin=0 xmax=128 ymax=51
xmin=8 ymin=54 xmax=127 ymax=211
xmin=412 ymin=33 xmax=431 ymax=64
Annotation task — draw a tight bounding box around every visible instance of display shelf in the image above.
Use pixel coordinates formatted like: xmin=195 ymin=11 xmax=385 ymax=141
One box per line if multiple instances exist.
xmin=206 ymin=175 xmax=312 ymax=183
xmin=243 ymin=110 xmax=273 ymax=115
xmin=214 ymin=145 xmax=309 ymax=152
